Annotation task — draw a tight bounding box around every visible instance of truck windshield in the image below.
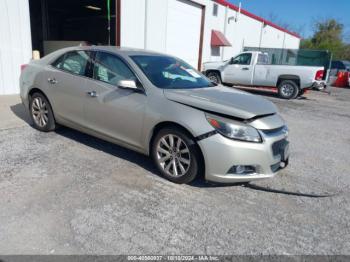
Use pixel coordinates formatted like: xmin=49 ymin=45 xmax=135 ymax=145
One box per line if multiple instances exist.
xmin=131 ymin=55 xmax=215 ymax=89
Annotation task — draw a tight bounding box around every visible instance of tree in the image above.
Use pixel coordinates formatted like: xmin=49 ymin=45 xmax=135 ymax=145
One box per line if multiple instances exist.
xmin=301 ymin=19 xmax=350 ymax=60
xmin=266 ymin=13 xmax=305 ymax=36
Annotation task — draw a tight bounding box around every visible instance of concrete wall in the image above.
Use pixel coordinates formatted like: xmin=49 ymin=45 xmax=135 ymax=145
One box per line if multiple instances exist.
xmin=0 ymin=0 xmax=32 ymax=95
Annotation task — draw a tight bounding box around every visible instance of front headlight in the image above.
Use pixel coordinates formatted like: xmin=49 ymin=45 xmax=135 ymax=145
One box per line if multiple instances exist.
xmin=206 ymin=114 xmax=262 ymax=143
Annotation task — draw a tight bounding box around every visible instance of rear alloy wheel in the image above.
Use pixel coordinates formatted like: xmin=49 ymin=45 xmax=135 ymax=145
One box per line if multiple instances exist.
xmin=206 ymin=71 xmax=222 ymax=84
xmin=30 ymin=93 xmax=56 ymax=132
xmin=152 ymin=128 xmax=200 ymax=184
xmin=278 ymin=80 xmax=299 ymax=99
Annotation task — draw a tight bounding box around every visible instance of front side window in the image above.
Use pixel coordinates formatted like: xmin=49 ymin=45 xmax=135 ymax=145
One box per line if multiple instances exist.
xmin=131 ymin=55 xmax=214 ymax=89
xmin=93 ymin=52 xmax=136 ymax=85
xmin=231 ymin=53 xmax=252 ymax=65
xmin=52 ymin=51 xmax=90 ymax=76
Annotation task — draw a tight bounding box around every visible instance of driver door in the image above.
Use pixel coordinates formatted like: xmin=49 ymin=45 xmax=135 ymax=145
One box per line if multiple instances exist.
xmin=222 ymin=53 xmax=254 ymax=85
xmin=83 ymin=51 xmax=147 ymax=149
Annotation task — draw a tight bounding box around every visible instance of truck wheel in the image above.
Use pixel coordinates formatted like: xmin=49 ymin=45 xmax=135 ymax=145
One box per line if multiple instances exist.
xmin=207 ymin=71 xmax=222 ymax=84
xmin=278 ymin=80 xmax=299 ymax=99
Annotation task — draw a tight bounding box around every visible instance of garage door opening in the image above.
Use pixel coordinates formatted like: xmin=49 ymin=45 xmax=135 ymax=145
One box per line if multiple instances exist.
xmin=165 ymin=0 xmax=205 ymax=69
xmin=29 ymin=0 xmax=117 ymax=56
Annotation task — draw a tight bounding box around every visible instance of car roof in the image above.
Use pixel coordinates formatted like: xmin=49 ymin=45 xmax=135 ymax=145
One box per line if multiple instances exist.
xmin=37 ymin=45 xmax=179 ymax=66
xmin=76 ymin=45 xmax=168 ymax=57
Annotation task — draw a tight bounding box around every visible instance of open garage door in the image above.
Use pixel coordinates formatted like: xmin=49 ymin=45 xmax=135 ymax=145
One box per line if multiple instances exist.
xmin=29 ymin=0 xmax=116 ymax=56
xmin=166 ymin=0 xmax=204 ymax=69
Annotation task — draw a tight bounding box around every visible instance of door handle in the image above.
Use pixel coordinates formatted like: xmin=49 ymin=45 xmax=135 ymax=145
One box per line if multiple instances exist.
xmin=242 ymin=67 xmax=249 ymax=71
xmin=87 ymin=91 xmax=98 ymax=97
xmin=48 ymin=78 xmax=58 ymax=84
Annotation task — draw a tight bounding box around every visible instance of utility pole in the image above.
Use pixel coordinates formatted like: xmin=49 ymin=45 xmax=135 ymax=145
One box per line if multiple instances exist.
xmin=259 ymin=22 xmax=265 ymax=50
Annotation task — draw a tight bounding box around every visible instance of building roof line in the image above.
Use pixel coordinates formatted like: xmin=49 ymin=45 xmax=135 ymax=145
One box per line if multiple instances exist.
xmin=214 ymin=0 xmax=301 ymax=39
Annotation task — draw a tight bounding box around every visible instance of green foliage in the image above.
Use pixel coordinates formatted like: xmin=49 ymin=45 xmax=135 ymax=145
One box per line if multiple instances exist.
xmin=301 ymin=19 xmax=350 ymax=60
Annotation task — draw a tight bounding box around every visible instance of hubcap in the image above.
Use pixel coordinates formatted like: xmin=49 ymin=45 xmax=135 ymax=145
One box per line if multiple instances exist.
xmin=209 ymin=75 xmax=219 ymax=84
xmin=156 ymin=134 xmax=191 ymax=177
xmin=281 ymin=84 xmax=295 ymax=97
xmin=31 ymin=97 xmax=49 ymax=127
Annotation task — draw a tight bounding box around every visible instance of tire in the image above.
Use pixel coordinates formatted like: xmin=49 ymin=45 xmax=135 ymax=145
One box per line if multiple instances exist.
xmin=151 ymin=127 xmax=201 ymax=184
xmin=278 ymin=80 xmax=299 ymax=99
xmin=206 ymin=71 xmax=222 ymax=84
xmin=29 ymin=92 xmax=56 ymax=132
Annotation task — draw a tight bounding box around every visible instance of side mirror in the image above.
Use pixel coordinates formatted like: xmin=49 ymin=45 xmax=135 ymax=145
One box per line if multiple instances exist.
xmin=229 ymin=58 xmax=234 ymax=64
xmin=117 ymin=80 xmax=138 ymax=90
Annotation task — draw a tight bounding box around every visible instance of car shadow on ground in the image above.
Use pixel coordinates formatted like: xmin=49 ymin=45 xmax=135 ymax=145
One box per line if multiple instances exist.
xmin=10 ymin=103 xmax=32 ymax=125
xmin=55 ymin=126 xmax=160 ymax=176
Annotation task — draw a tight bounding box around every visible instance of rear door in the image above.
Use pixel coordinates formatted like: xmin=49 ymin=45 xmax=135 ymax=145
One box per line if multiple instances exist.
xmin=83 ymin=51 xmax=146 ymax=149
xmin=222 ymin=53 xmax=254 ymax=85
xmin=252 ymin=53 xmax=272 ymax=86
xmin=47 ymin=50 xmax=92 ymax=126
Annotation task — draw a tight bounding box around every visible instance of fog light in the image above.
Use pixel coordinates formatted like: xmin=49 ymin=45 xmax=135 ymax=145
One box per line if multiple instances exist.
xmin=228 ymin=165 xmax=256 ymax=175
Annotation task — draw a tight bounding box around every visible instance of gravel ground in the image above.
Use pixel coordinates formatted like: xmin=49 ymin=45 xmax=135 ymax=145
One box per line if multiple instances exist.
xmin=0 ymin=88 xmax=349 ymax=255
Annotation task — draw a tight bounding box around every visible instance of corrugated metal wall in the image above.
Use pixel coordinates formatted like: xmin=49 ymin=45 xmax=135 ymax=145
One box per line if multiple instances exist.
xmin=120 ymin=0 xmax=301 ymax=66
xmin=0 ymin=0 xmax=32 ymax=95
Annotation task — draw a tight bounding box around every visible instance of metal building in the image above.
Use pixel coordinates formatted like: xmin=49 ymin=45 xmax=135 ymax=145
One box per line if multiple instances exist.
xmin=0 ymin=0 xmax=300 ymax=95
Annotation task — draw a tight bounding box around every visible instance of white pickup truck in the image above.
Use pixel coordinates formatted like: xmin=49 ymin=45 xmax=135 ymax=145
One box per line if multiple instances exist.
xmin=202 ymin=51 xmax=326 ymax=99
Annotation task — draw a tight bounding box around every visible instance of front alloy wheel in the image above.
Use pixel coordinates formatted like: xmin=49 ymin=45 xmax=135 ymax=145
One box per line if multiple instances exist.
xmin=156 ymin=134 xmax=191 ymax=177
xmin=152 ymin=127 xmax=200 ymax=184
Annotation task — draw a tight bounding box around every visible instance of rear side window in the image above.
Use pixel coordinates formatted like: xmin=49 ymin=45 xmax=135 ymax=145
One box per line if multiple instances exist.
xmin=92 ymin=52 xmax=136 ymax=85
xmin=257 ymin=54 xmax=269 ymax=65
xmin=52 ymin=51 xmax=90 ymax=76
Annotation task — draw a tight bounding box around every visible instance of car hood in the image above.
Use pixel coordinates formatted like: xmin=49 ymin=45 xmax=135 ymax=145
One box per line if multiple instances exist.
xmin=163 ymin=86 xmax=277 ymax=120
xmin=202 ymin=61 xmax=227 ymax=71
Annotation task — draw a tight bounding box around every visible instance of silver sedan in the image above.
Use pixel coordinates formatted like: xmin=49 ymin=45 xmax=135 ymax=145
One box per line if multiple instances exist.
xmin=20 ymin=46 xmax=289 ymax=184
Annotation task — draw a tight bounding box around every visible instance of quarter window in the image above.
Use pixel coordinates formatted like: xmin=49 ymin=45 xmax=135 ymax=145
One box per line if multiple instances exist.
xmin=52 ymin=51 xmax=90 ymax=76
xmin=257 ymin=54 xmax=269 ymax=65
xmin=93 ymin=52 xmax=136 ymax=85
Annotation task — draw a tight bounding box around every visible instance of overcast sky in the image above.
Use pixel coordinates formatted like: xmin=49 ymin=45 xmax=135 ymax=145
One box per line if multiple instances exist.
xmin=227 ymin=0 xmax=350 ymax=41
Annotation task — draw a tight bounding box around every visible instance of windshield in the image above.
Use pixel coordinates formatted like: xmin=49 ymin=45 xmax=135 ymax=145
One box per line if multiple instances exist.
xmin=131 ymin=55 xmax=215 ymax=89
